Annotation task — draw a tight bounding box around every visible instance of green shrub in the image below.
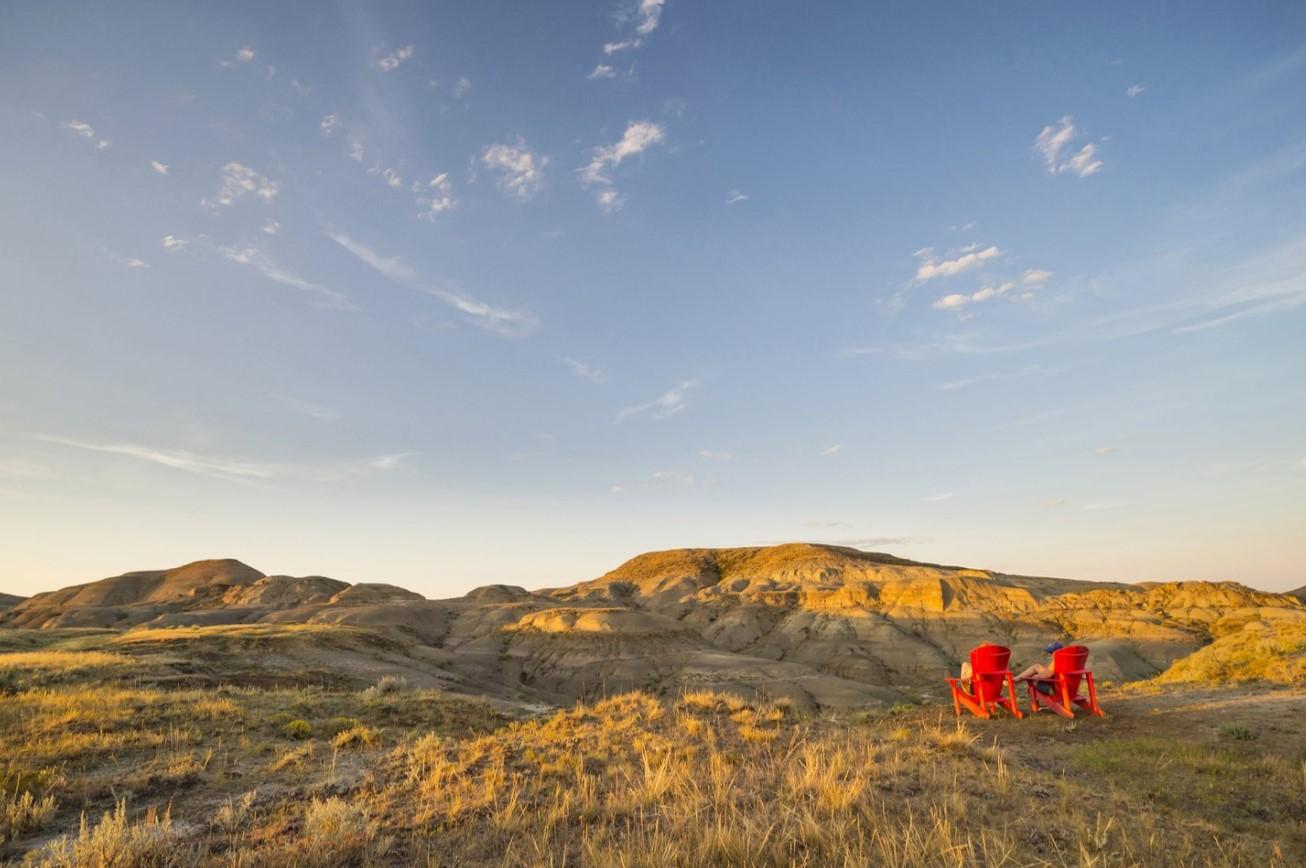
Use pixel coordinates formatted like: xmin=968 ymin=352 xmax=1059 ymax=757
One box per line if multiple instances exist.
xmin=282 ymin=719 xmax=312 ymax=740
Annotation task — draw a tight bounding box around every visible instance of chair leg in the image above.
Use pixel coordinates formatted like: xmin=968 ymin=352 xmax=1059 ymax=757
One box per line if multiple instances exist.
xmin=1085 ymin=674 xmax=1105 ymax=717
xmin=1004 ymin=673 xmax=1024 ymax=719
xmin=1057 ymin=675 xmax=1076 ymax=719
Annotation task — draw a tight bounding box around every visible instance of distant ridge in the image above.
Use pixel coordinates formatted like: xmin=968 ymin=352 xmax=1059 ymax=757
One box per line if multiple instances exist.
xmin=0 ymin=592 xmax=23 ymax=612
xmin=2 ymin=544 xmax=1302 ymax=705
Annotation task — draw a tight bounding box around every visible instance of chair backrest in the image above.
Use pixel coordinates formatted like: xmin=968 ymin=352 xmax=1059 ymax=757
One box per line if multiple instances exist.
xmin=1052 ymin=645 xmax=1090 ymax=696
xmin=969 ymin=645 xmax=1012 ymax=702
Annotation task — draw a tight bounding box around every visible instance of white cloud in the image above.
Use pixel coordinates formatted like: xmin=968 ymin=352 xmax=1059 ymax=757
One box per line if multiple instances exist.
xmin=417 ymin=173 xmax=456 ymax=218
xmin=452 ymin=76 xmax=471 ymax=99
xmin=596 ymin=188 xmax=624 ymax=213
xmin=37 ymin=435 xmax=409 ymax=486
xmin=150 ymin=160 xmax=169 ymax=175
xmin=382 ymin=167 xmax=404 ymax=188
xmin=1034 ymin=116 xmax=1104 ymax=177
xmin=564 ymin=358 xmax=608 ymax=384
xmin=365 ymin=452 xmax=418 ymax=471
xmin=1126 ymin=84 xmax=1146 ymax=98
xmin=346 ymin=135 xmax=365 ymax=162
xmin=262 ymin=221 xmax=281 ymax=235
xmin=1023 ymin=268 xmax=1053 ymax=285
xmin=617 ymin=379 xmax=698 ymax=421
xmin=636 ymin=0 xmax=666 ymax=35
xmin=320 ymin=114 xmax=340 ymax=137
xmin=221 ymin=246 xmax=354 ymax=310
xmin=582 ymin=120 xmax=666 ymax=212
xmin=651 ymin=469 xmax=695 ymax=485
xmin=921 ymin=492 xmax=954 ymax=502
xmin=161 ymin=235 xmax=189 ymax=250
xmin=932 ymin=293 xmax=970 ymax=311
xmin=328 ymin=232 xmax=535 ymax=337
xmin=915 ymin=245 xmax=1001 ymax=282
xmin=125 ymin=258 xmax=148 ymax=269
xmin=61 ymin=119 xmax=110 ymax=150
xmin=725 ymin=190 xmax=748 ymax=205
xmin=698 ymin=449 xmax=733 ymax=461
xmin=235 ymin=46 xmax=255 ymax=63
xmin=481 ymin=139 xmax=548 ymax=200
xmin=588 ymin=64 xmax=616 ymax=80
xmin=604 ymin=39 xmax=640 ymax=54
xmin=37 ymin=435 xmax=286 ymax=484
xmin=610 ymin=484 xmax=626 ymax=494
xmin=583 ymin=121 xmax=666 ymax=185
xmin=1095 ymin=446 xmax=1118 ymax=455
xmin=1064 ymin=143 xmax=1103 ymax=177
xmin=206 ymin=162 xmax=279 ymax=209
xmin=821 ymin=444 xmax=843 ymax=456
xmin=938 ymin=365 xmax=1042 ymax=391
xmin=377 ymin=45 xmax=414 ymax=72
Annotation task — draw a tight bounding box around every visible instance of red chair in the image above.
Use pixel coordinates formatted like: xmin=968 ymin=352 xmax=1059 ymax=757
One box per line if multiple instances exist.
xmin=1019 ymin=644 xmax=1106 ymax=719
xmin=945 ymin=645 xmax=1024 ymax=719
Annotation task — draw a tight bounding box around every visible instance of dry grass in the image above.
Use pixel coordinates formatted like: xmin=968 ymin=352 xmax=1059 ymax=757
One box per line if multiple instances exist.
xmin=1 ymin=624 xmax=1301 ymax=866
xmin=1157 ymin=620 xmax=1306 ymax=685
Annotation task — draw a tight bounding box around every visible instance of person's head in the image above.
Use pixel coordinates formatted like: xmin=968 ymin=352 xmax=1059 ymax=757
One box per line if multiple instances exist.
xmin=1044 ymin=641 xmax=1065 ymax=656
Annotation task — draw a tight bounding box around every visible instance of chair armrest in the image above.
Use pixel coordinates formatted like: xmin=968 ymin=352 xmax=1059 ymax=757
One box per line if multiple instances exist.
xmin=1056 ymin=669 xmax=1091 ymax=676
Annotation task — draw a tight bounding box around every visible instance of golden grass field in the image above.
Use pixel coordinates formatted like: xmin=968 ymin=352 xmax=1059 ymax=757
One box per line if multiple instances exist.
xmin=1 ymin=625 xmax=1302 ymax=866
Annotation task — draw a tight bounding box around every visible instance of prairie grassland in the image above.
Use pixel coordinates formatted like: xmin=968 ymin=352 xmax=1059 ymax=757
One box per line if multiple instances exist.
xmin=0 ymin=628 xmax=1303 ymax=866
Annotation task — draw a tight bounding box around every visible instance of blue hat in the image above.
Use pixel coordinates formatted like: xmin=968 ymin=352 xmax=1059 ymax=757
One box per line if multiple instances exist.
xmin=1044 ymin=641 xmax=1065 ymax=654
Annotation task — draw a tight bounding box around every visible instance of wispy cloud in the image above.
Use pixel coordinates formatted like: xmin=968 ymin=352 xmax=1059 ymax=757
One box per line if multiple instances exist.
xmin=1126 ymin=84 xmax=1146 ymax=98
xmin=36 ymin=435 xmax=289 ymax=484
xmin=597 ymin=0 xmax=666 ymax=58
xmin=481 ymin=139 xmax=547 ymax=200
xmin=914 ymin=245 xmax=1001 ymax=282
xmin=61 ymin=119 xmax=111 ymax=150
xmin=564 ymin=358 xmax=608 ymax=384
xmin=150 ymin=160 xmax=169 ymax=175
xmin=931 ymin=281 xmax=1021 ymax=312
xmin=1023 ymin=268 xmax=1053 ymax=285
xmin=616 ymin=379 xmax=697 ymax=421
xmin=1034 ymin=116 xmax=1104 ymax=177
xmin=821 ymin=444 xmax=844 ymax=457
xmin=1095 ymin=446 xmax=1118 ymax=455
xmin=452 ymin=76 xmax=472 ymax=99
xmin=725 ymin=189 xmax=748 ymax=205
xmin=697 ymin=449 xmax=733 ymax=461
xmin=329 ymin=232 xmax=535 ymax=337
xmin=36 ymin=435 xmax=414 ymax=486
xmin=204 ymin=162 xmax=279 ymax=210
xmin=376 ymin=45 xmax=414 ymax=72
xmin=221 ymin=246 xmax=355 ymax=310
xmin=417 ymin=173 xmax=457 ymax=219
xmin=161 ymin=235 xmax=189 ymax=250
xmin=582 ymin=120 xmax=666 ymax=211
xmin=320 ymin=114 xmax=340 ymax=137
xmin=588 ymin=64 xmax=616 ymax=80
xmin=938 ymin=365 xmax=1045 ymax=391
xmin=921 ymin=491 xmax=954 ymax=502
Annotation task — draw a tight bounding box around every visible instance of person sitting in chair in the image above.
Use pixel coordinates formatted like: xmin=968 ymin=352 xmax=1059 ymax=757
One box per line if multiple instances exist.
xmin=957 ymin=640 xmax=998 ymax=692
xmin=1015 ymin=641 xmax=1065 ymax=694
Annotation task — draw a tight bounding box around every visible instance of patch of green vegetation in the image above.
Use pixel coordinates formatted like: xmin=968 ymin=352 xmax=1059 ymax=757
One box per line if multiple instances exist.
xmin=1071 ymin=736 xmax=1305 ymax=834
xmin=281 ymin=719 xmax=312 ymax=740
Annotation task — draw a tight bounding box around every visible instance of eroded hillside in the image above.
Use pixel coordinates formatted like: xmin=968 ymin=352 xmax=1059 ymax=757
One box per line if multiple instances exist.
xmin=3 ymin=544 xmax=1302 ymax=707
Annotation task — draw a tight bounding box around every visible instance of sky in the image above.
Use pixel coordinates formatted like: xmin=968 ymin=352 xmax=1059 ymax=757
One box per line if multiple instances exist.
xmin=1 ymin=1 xmax=1304 ymax=597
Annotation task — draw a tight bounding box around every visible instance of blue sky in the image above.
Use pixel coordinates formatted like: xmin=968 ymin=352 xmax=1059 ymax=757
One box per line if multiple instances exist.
xmin=2 ymin=1 xmax=1304 ymax=596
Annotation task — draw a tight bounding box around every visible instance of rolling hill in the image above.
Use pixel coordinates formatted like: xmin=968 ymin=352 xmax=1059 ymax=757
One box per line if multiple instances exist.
xmin=3 ymin=544 xmax=1302 ymax=706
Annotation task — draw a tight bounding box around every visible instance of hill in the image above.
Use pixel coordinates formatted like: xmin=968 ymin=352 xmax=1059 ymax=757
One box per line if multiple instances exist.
xmin=0 ymin=593 xmax=23 ymax=612
xmin=3 ymin=545 xmax=1302 ymax=706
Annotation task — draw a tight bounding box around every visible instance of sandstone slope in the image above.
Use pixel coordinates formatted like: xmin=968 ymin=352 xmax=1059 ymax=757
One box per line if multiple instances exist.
xmin=3 ymin=544 xmax=1302 ymax=706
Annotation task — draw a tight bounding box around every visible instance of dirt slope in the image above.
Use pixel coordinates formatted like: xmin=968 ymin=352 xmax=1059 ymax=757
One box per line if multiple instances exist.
xmin=2 ymin=545 xmax=1302 ymax=707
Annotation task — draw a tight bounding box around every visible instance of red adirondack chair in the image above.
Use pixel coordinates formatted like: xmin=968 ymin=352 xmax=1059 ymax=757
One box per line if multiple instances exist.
xmin=945 ymin=644 xmax=1024 ymax=719
xmin=1019 ymin=644 xmax=1106 ymax=719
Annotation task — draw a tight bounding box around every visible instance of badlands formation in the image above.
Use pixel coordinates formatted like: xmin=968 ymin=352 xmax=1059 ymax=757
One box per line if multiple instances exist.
xmin=3 ymin=544 xmax=1302 ymax=707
